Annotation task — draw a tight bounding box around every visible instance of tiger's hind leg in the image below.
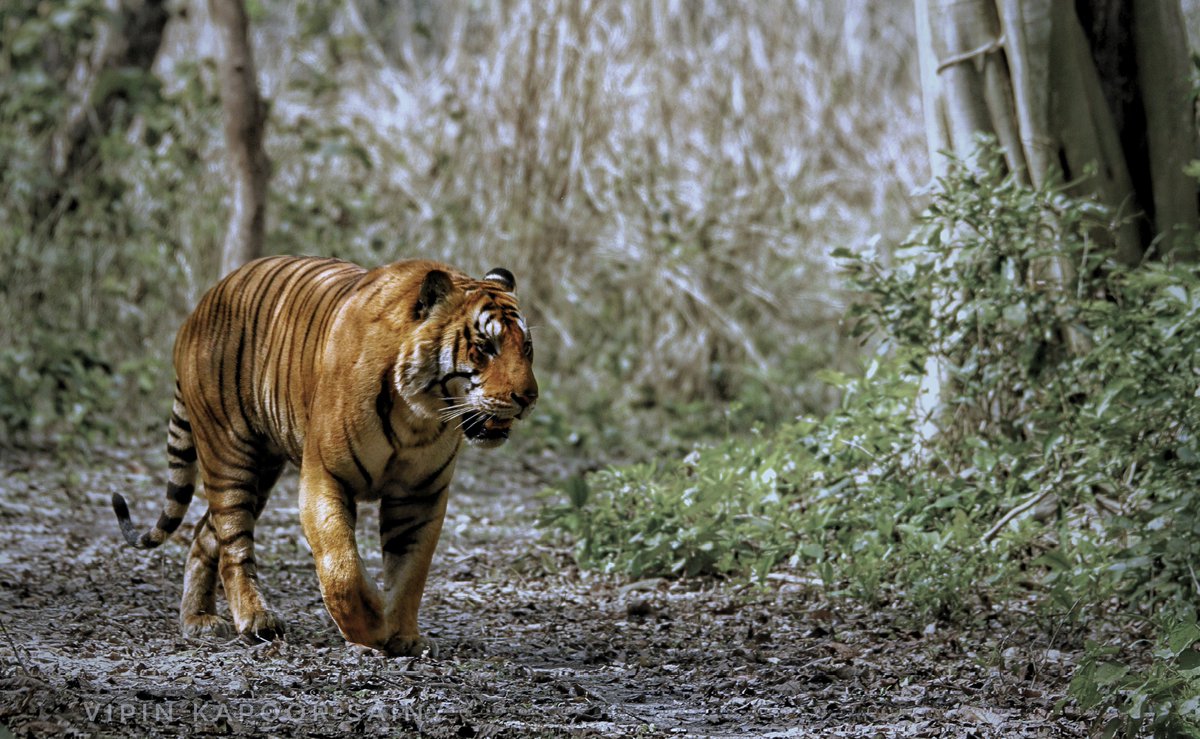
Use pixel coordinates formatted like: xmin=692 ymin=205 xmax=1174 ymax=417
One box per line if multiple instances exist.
xmin=180 ymin=510 xmax=233 ymax=638
xmin=148 ymin=390 xmax=228 ymax=638
xmin=186 ymin=433 xmax=287 ymax=642
xmin=181 ymin=458 xmax=285 ymax=639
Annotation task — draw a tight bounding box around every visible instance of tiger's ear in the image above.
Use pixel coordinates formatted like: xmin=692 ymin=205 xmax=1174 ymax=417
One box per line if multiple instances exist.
xmin=483 ymin=268 xmax=515 ymax=292
xmin=414 ymin=269 xmax=454 ymax=319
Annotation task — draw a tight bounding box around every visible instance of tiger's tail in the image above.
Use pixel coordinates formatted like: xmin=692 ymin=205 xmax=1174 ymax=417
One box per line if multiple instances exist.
xmin=112 ymin=385 xmax=198 ymax=549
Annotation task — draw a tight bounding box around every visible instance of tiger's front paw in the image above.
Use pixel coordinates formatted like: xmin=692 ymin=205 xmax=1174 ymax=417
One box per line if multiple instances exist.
xmin=238 ymin=611 xmax=286 ymax=643
xmin=182 ymin=613 xmax=234 ymax=640
xmin=382 ymin=634 xmax=438 ymax=658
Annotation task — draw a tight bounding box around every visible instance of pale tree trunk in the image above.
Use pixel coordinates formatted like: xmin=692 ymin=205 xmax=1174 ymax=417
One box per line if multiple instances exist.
xmin=912 ymin=0 xmax=1199 ymax=440
xmin=209 ymin=0 xmax=270 ymax=277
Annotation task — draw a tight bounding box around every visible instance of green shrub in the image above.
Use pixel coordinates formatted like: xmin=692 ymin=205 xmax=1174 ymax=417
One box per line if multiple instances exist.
xmin=1071 ymin=614 xmax=1200 ymax=738
xmin=542 ymin=422 xmax=818 ymax=580
xmin=541 ymin=142 xmax=1200 ymax=730
xmin=540 ymin=353 xmax=1007 ymax=619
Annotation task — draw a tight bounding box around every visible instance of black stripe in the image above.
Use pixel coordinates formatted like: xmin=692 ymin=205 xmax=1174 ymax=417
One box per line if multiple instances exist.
xmin=195 ymin=427 xmax=257 ymax=470
xmin=169 ymin=444 xmax=197 ymax=464
xmin=210 ymin=314 xmax=253 ymax=450
xmin=376 ymin=369 xmax=396 ymax=445
xmin=330 ymin=471 xmax=357 ymax=499
xmin=154 ymin=514 xmax=183 ymax=534
xmin=455 ymin=327 xmax=467 ymax=368
xmin=272 ymin=317 xmax=291 ymax=452
xmin=415 ymin=455 xmax=455 ymax=492
xmin=202 ymin=469 xmax=257 ymax=489
xmin=232 ymin=334 xmax=249 ymax=426
xmin=380 ymin=514 xmax=415 ymax=536
xmin=434 ymin=370 xmax=478 ymax=397
xmin=343 ymin=417 xmax=373 ymax=490
xmin=382 ymin=518 xmax=431 ymax=557
xmin=249 ymin=260 xmax=295 ymax=337
xmin=225 ymin=499 xmax=258 ymax=515
xmin=211 ymin=281 xmax=234 ymax=427
xmin=311 ymin=279 xmax=359 ymax=362
xmin=271 ymin=262 xmax=331 ymax=459
xmin=284 ymin=261 xmax=337 ymax=389
xmin=170 ymin=412 xmax=192 ymax=433
xmin=382 ymin=539 xmax=414 ymax=557
xmin=351 ymin=448 xmax=373 ymax=491
xmin=167 ymin=482 xmax=194 ymax=505
xmin=244 ymin=260 xmax=296 ymax=409
xmin=406 ymin=483 xmax=449 ymax=508
xmin=216 ymin=530 xmax=253 ymax=547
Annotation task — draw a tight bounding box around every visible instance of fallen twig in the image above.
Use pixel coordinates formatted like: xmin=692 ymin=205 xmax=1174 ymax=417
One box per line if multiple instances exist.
xmin=982 ymin=488 xmax=1056 ymax=544
xmin=0 ymin=616 xmax=31 ymax=677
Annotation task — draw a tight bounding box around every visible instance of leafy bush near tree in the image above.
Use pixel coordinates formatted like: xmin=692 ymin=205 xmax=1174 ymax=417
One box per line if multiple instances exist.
xmin=542 ymin=146 xmax=1200 ymax=735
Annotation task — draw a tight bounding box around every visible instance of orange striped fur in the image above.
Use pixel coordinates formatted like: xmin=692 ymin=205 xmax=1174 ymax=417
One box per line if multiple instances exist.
xmin=113 ymin=256 xmax=537 ymax=655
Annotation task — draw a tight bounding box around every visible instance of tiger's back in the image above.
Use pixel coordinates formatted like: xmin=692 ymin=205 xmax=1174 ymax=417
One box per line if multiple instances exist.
xmin=175 ymin=255 xmax=365 ymax=464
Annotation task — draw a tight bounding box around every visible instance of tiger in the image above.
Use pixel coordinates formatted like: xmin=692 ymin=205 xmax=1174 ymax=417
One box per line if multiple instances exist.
xmin=111 ymin=256 xmax=538 ymax=657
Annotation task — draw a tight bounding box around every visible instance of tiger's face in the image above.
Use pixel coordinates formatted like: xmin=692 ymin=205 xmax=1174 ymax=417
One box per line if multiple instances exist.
xmin=413 ymin=267 xmax=538 ymax=448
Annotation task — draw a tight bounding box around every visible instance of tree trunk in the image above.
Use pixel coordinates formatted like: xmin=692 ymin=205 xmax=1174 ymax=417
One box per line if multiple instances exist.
xmin=912 ymin=0 xmax=1200 ymax=439
xmin=209 ymin=0 xmax=270 ymax=276
xmin=916 ymin=0 xmax=1198 ymax=260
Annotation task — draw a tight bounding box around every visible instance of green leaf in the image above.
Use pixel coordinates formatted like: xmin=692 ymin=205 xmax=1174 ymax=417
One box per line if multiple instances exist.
xmin=1176 ymin=648 xmax=1200 ymax=672
xmin=1092 ymin=661 xmax=1129 ymax=687
xmin=1168 ymin=622 xmax=1200 ymax=657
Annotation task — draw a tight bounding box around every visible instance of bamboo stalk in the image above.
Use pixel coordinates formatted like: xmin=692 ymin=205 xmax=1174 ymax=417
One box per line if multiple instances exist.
xmin=994 ymin=0 xmax=1054 ymax=185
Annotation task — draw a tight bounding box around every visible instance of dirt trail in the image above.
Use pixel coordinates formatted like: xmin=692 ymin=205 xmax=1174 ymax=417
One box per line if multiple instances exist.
xmin=1 ymin=445 xmax=1085 ymax=737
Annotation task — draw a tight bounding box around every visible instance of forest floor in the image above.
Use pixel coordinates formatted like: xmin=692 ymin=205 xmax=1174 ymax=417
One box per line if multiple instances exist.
xmin=0 ymin=443 xmax=1090 ymax=737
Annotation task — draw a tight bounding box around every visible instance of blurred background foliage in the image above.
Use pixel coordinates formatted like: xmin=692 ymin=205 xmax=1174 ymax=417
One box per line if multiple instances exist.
xmin=0 ymin=0 xmax=926 ymax=451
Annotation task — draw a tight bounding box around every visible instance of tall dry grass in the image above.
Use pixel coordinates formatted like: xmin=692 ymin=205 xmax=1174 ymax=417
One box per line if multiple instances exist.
xmin=242 ymin=0 xmax=929 ymax=415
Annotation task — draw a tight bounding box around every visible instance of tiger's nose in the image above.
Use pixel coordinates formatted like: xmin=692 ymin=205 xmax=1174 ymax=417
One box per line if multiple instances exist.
xmin=511 ymin=390 xmax=538 ymax=408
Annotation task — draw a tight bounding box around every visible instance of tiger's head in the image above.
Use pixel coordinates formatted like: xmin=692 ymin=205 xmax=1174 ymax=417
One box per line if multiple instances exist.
xmin=400 ymin=265 xmax=538 ymax=448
